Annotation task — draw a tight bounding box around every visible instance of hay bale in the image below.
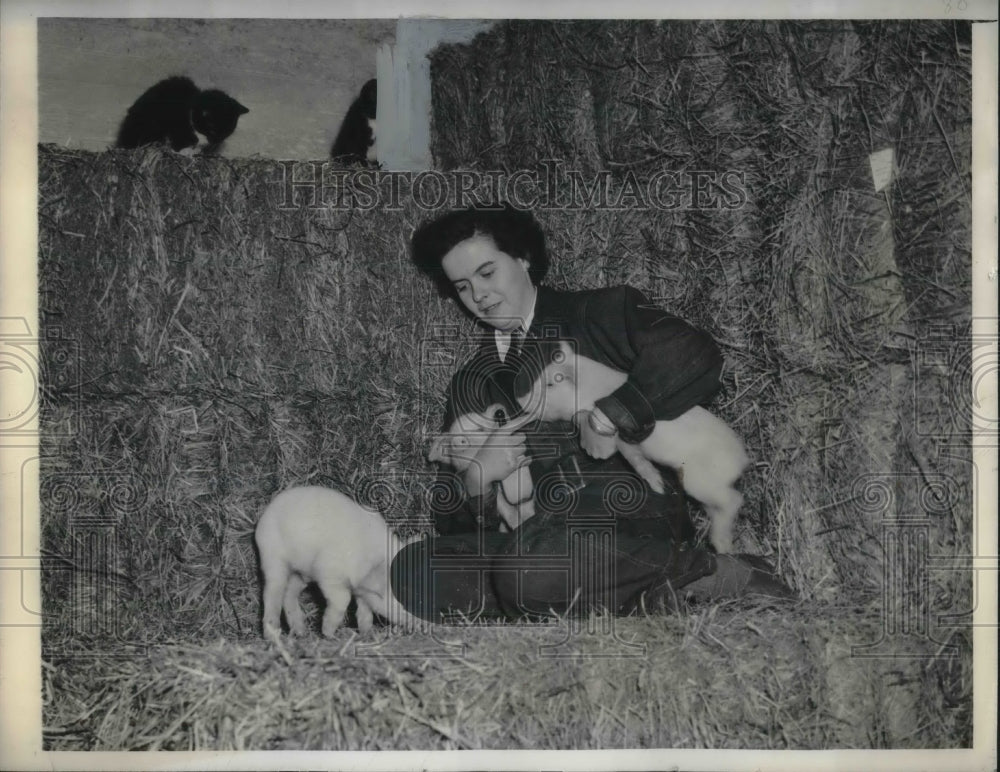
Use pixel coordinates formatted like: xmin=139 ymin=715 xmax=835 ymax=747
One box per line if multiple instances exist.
xmin=39 ymin=145 xmax=462 ymax=641
xmin=42 ymin=602 xmax=970 ymax=750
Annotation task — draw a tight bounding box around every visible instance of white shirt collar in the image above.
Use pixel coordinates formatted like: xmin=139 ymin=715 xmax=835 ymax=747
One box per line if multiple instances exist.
xmin=494 ymin=287 xmax=537 ymax=362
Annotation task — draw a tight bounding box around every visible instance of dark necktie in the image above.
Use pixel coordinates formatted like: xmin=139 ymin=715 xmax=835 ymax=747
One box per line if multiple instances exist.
xmin=511 ymin=329 xmax=524 ymax=356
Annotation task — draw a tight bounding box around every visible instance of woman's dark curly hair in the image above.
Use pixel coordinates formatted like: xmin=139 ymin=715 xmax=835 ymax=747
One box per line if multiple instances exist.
xmin=410 ymin=204 xmax=550 ymax=297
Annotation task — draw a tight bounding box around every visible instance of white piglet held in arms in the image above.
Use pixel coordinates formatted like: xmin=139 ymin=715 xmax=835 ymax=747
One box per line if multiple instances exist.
xmin=519 ymin=341 xmax=749 ymax=553
xmin=428 ymin=407 xmax=537 ymax=531
xmin=255 ymin=486 xmax=419 ymax=643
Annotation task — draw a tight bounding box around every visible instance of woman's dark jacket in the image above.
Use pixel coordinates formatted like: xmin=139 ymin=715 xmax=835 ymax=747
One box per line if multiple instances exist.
xmin=435 ymin=285 xmax=723 ymax=536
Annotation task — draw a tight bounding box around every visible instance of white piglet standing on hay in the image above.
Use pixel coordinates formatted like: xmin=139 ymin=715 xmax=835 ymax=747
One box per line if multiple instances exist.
xmin=518 ymin=341 xmax=749 ymax=553
xmin=255 ymin=486 xmax=419 ymax=643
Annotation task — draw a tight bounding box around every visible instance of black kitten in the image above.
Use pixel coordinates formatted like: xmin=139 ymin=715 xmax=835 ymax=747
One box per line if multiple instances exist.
xmin=331 ymin=79 xmax=377 ymax=165
xmin=116 ymin=76 xmax=249 ymax=154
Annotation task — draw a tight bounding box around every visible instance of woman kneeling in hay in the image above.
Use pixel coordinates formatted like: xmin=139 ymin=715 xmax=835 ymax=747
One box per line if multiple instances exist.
xmin=391 ymin=205 xmax=794 ymax=622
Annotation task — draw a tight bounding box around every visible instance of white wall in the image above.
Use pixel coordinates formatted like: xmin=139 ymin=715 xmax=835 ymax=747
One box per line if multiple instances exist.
xmin=377 ymin=19 xmax=493 ymax=170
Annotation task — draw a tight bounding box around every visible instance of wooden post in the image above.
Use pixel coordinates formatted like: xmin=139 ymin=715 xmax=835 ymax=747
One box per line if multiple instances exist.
xmin=376 ymin=19 xmax=493 ymax=171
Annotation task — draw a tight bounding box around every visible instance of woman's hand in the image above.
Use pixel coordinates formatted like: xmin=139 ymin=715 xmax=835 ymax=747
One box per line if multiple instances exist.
xmin=452 ymin=422 xmax=532 ymax=498
xmin=577 ymin=408 xmax=618 ymax=459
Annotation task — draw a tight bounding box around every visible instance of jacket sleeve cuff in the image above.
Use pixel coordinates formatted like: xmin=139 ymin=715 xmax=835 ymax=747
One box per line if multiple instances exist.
xmin=595 ymin=382 xmax=655 ymax=443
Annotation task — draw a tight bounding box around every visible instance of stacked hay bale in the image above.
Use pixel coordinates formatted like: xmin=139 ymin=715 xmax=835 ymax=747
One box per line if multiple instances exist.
xmin=430 ymin=19 xmax=973 ymax=610
xmin=39 ymin=148 xmax=461 ymax=641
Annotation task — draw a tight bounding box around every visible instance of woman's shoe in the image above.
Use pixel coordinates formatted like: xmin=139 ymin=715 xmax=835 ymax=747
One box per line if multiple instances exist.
xmin=684 ymin=553 xmax=796 ymax=601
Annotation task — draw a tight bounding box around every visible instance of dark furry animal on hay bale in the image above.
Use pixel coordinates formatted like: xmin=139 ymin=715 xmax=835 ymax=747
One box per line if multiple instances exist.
xmin=331 ymin=78 xmax=377 ymax=165
xmin=115 ymin=75 xmax=249 ymax=154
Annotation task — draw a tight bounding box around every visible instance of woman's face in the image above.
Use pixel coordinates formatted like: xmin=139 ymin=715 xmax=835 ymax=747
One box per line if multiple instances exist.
xmin=440 ymin=235 xmax=536 ymax=332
